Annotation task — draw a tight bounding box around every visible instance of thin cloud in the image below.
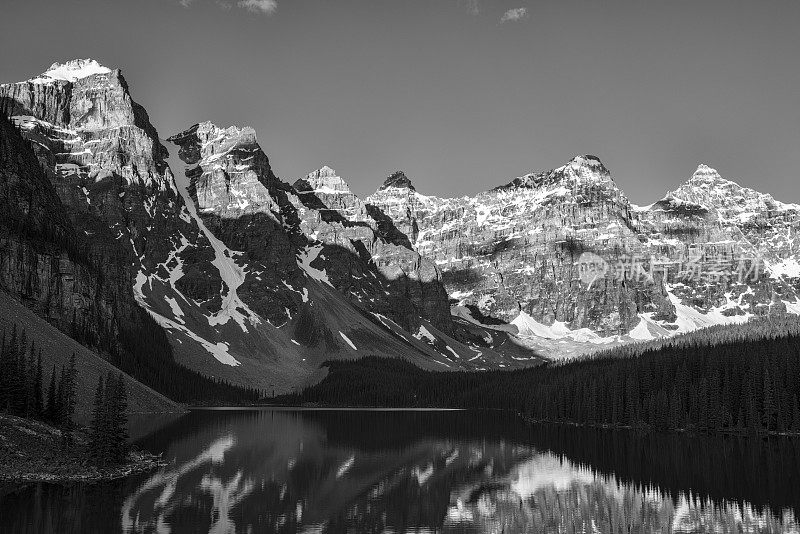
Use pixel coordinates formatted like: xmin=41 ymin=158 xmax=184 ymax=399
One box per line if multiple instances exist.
xmin=500 ymin=7 xmax=528 ymax=23
xmin=465 ymin=0 xmax=480 ymax=16
xmin=237 ymin=0 xmax=277 ymax=14
xmin=178 ymin=0 xmax=194 ymax=7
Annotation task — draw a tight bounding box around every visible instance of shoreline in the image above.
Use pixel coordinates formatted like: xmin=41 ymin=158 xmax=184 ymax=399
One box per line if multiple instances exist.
xmin=1 ymin=451 xmax=166 ymax=484
xmin=219 ymin=404 xmax=800 ymax=438
xmin=0 ymin=414 xmax=166 ymax=485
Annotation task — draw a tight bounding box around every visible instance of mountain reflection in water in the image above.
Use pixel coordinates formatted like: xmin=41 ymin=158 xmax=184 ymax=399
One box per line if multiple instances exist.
xmin=1 ymin=408 xmax=799 ymax=533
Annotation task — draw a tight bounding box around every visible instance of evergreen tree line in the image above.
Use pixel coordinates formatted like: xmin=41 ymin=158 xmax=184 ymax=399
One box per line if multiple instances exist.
xmin=0 ymin=325 xmax=77 ymax=438
xmin=285 ymin=323 xmax=800 ymax=435
xmin=0 ymin=325 xmax=130 ymax=465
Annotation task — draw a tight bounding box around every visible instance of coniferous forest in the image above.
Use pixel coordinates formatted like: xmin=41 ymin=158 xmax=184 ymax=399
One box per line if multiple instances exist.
xmin=0 ymin=323 xmax=131 ymax=463
xmin=282 ymin=319 xmax=800 ymax=435
xmin=0 ymin=323 xmax=259 ymax=467
xmin=0 ymin=325 xmax=77 ymax=437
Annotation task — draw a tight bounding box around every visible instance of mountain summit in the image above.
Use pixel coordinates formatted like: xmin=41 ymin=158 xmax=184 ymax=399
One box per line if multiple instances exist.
xmin=295 ymin=166 xmax=353 ymax=194
xmin=380 ymin=171 xmax=416 ymax=191
xmin=33 ymin=58 xmax=112 ymax=83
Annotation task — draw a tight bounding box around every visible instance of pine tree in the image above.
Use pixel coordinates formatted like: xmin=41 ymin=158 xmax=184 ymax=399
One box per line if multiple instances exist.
xmin=23 ymin=340 xmax=35 ymax=417
xmin=111 ymin=373 xmax=129 ymax=463
xmin=13 ymin=329 xmax=27 ymax=414
xmin=46 ymin=366 xmax=57 ymax=423
xmin=0 ymin=331 xmax=7 ymax=411
xmin=792 ymin=396 xmax=800 ymax=434
xmin=55 ymin=365 xmax=65 ymax=425
xmin=90 ymin=371 xmax=130 ymax=465
xmin=4 ymin=325 xmax=18 ymax=413
xmin=762 ymin=368 xmax=775 ymax=431
xmin=59 ymin=355 xmax=77 ymax=449
xmin=90 ymin=376 xmax=109 ymax=465
xmin=34 ymin=350 xmax=43 ymax=417
xmin=669 ymin=386 xmax=685 ymax=430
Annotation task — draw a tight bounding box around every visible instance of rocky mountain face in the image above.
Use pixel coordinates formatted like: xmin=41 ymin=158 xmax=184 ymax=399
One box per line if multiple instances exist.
xmin=1 ymin=60 xmax=536 ymax=394
xmin=292 ymin=165 xmax=453 ymax=333
xmin=0 ymin=111 xmax=116 ymax=345
xmin=366 ymin=157 xmax=800 ymax=355
xmin=3 ymin=58 xmax=797 ymax=385
xmin=366 ymin=157 xmax=672 ymax=334
xmin=166 ymin=122 xmax=455 ymax=334
xmin=0 ymin=59 xmax=213 ymax=360
xmin=162 ymin=123 xmax=531 ymax=379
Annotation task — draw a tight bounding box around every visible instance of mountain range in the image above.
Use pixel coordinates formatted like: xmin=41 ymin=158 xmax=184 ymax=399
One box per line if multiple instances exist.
xmin=2 ymin=58 xmax=798 ymax=393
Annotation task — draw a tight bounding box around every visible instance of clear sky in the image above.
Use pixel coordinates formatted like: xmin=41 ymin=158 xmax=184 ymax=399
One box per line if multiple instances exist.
xmin=2 ymin=0 xmax=799 ymax=204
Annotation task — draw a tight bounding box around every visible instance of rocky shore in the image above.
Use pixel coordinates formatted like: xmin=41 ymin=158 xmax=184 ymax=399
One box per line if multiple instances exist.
xmin=0 ymin=415 xmax=164 ymax=483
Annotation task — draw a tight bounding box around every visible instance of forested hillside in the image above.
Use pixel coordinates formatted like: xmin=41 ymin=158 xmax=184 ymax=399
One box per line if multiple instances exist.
xmin=284 ymin=318 xmax=800 ymax=435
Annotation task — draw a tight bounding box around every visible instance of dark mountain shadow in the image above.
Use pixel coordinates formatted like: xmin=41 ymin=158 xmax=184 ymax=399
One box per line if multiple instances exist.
xmin=364 ymin=203 xmax=415 ymax=249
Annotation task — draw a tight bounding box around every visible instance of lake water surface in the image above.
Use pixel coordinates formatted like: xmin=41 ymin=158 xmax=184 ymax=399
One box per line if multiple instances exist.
xmin=2 ymin=408 xmax=800 ymax=533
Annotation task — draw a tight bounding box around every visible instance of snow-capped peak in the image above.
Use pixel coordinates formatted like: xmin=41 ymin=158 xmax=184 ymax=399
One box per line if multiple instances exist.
xmin=669 ymin=164 xmax=798 ymax=216
xmin=561 ymin=154 xmax=611 ymax=176
xmin=494 ymin=155 xmax=614 ymax=192
xmin=548 ymin=154 xmax=614 ymax=188
xmin=694 ymin=163 xmax=717 ymax=174
xmin=31 ymin=58 xmax=112 ymax=83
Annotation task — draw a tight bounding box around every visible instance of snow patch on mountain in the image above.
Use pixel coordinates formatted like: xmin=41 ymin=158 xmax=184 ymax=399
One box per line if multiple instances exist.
xmin=666 ymin=288 xmax=753 ymax=333
xmin=297 ymin=244 xmax=332 ymax=286
xmin=132 ymin=271 xmax=241 ymax=366
xmin=29 ymin=59 xmax=111 ymax=84
xmin=166 ymin=141 xmax=261 ymax=332
xmin=414 ymin=325 xmax=436 ymax=344
xmin=445 ymin=346 xmax=460 ymax=359
xmin=512 ymin=311 xmax=611 ymax=343
xmin=511 ymin=311 xmax=604 ymax=342
xmin=766 ymin=258 xmax=800 ymax=279
xmin=164 ymin=296 xmax=185 ymax=323
xmin=628 ymin=318 xmax=655 ymax=341
xmin=339 ymin=331 xmax=357 ymax=350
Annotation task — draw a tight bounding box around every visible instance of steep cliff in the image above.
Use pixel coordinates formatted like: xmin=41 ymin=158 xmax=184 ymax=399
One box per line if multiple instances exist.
xmin=292 ymin=165 xmax=453 ymax=334
xmin=0 ymin=110 xmax=116 ymax=344
xmin=0 ymin=108 xmax=211 ymax=403
xmin=0 ymin=59 xmax=207 ymax=342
